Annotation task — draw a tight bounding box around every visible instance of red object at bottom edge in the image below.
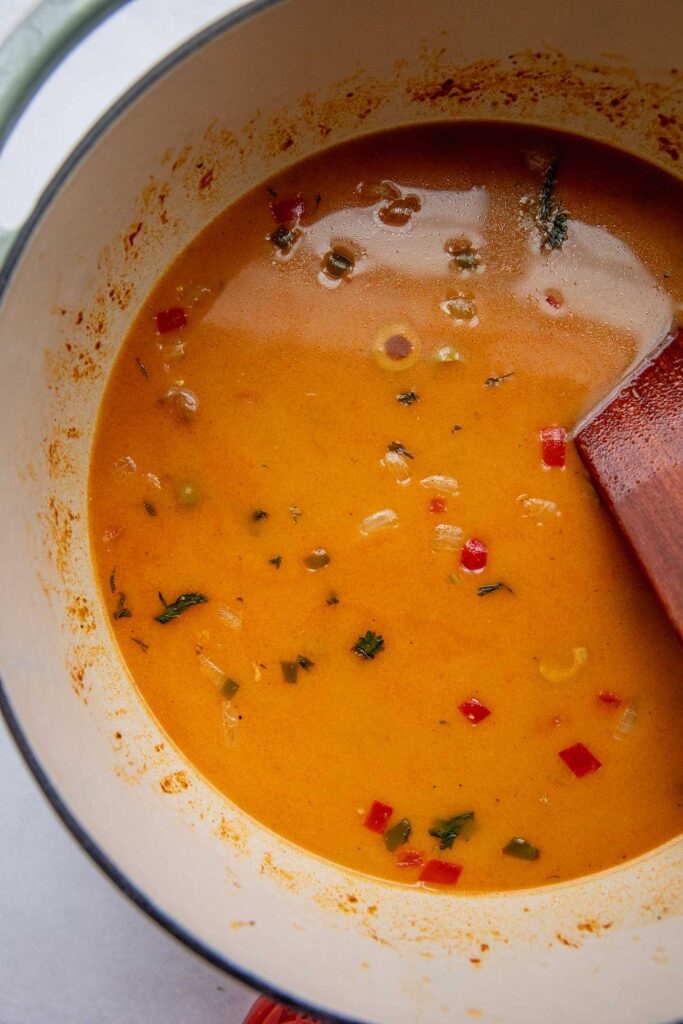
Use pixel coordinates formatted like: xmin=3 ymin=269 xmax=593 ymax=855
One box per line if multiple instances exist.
xmin=243 ymin=996 xmax=321 ymax=1024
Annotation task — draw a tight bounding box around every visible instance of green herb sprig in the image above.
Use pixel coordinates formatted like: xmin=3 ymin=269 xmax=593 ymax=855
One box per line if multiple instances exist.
xmin=429 ymin=812 xmax=475 ymax=850
xmin=154 ymin=592 xmax=207 ymax=624
xmin=352 ymin=631 xmax=384 ymax=660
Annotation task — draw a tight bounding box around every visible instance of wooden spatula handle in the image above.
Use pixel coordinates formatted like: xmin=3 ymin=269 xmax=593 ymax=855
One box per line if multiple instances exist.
xmin=575 ymin=329 xmax=683 ymax=639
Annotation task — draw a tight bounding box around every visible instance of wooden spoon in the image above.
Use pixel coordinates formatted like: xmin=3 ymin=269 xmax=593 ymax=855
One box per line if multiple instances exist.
xmin=574 ymin=327 xmax=683 ymax=639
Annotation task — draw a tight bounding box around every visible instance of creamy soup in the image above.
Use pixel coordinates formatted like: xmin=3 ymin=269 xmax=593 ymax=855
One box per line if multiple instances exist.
xmin=90 ymin=123 xmax=683 ymax=891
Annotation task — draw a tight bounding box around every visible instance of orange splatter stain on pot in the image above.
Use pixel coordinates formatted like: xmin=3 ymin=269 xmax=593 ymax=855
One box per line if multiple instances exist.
xmin=160 ymin=770 xmax=189 ymax=794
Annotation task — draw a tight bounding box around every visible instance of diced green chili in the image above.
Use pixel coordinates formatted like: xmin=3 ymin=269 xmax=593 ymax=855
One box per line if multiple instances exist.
xmin=384 ymin=818 xmax=411 ymax=852
xmin=222 ymin=678 xmax=240 ymax=700
xmin=281 ymin=661 xmax=299 ymax=684
xmin=503 ymin=837 xmax=540 ymax=861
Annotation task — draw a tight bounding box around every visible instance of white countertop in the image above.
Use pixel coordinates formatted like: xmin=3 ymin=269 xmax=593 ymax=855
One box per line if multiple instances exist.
xmin=0 ymin=3 xmax=258 ymax=1021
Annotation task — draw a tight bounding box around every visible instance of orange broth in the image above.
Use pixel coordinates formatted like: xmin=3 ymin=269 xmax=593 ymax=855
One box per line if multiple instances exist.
xmin=89 ymin=124 xmax=683 ymax=891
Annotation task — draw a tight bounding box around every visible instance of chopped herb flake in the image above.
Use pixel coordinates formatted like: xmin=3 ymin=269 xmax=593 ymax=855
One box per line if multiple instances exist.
xmin=131 ymin=637 xmax=149 ymax=652
xmin=269 ymin=555 xmax=283 ymax=568
xmin=154 ymin=592 xmax=207 ymax=624
xmin=388 ymin=441 xmax=414 ymax=459
xmin=384 ymin=818 xmax=411 ymax=852
xmin=477 ymin=582 xmax=513 ymax=596
xmin=289 ymin=505 xmax=301 ymax=524
xmin=326 ymin=592 xmax=340 ymax=606
xmin=113 ymin=592 xmax=132 ymax=620
xmin=281 ymin=660 xmax=299 ymax=684
xmin=135 ymin=356 xmax=148 ymax=378
xmin=452 ymin=247 xmax=480 ymax=270
xmin=222 ymin=678 xmax=240 ymax=700
xmin=270 ymin=225 xmax=295 ymax=250
xmin=143 ymin=499 xmax=157 ymax=517
xmin=266 ymin=186 xmax=278 ymax=198
xmin=503 ymin=837 xmax=540 ymax=861
xmin=428 ymin=812 xmax=474 ymax=850
xmin=397 ymin=390 xmax=419 ymax=406
xmin=109 ymin=568 xmax=116 ymax=594
xmin=352 ymin=630 xmax=384 ymax=660
xmin=297 ymin=655 xmax=314 ymax=670
xmin=252 ymin=509 xmax=269 ymax=521
xmin=451 ymin=424 xmax=462 ymax=433
xmin=485 ymin=372 xmax=514 ymax=388
xmin=536 ymin=162 xmax=568 ymax=251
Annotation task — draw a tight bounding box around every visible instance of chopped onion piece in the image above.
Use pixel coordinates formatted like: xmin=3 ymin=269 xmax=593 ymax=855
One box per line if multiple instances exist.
xmin=433 ymin=345 xmax=462 ymax=363
xmin=381 ymin=450 xmax=411 ymax=485
xmin=162 ymin=385 xmax=198 ymax=421
xmin=159 ymin=335 xmax=186 ymax=363
xmin=539 ymin=646 xmax=588 ymax=683
xmin=431 ymin=524 xmax=463 ymax=552
xmin=222 ymin=701 xmax=239 ymax=747
xmin=614 ymin=701 xmax=638 ymax=738
xmin=359 ymin=509 xmax=399 ymax=536
xmin=144 ymin=472 xmax=162 ymax=490
xmin=517 ymin=494 xmax=560 ymax=521
xmin=198 ymin=652 xmax=225 ymax=687
xmin=218 ymin=606 xmax=242 ymax=631
xmin=113 ymin=455 xmax=136 ymax=479
xmin=420 ymin=475 xmax=459 ymax=496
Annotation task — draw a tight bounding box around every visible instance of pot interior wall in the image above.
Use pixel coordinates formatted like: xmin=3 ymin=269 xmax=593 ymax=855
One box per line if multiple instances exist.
xmin=0 ymin=1 xmax=681 ymax=1021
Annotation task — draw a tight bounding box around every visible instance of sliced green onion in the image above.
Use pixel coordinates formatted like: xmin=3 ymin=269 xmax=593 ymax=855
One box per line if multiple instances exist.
xmin=303 ymin=548 xmax=330 ymax=571
xmin=324 ymin=250 xmax=354 ymax=278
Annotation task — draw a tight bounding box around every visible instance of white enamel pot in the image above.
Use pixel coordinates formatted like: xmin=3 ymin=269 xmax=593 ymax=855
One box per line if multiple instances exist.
xmin=0 ymin=2 xmax=681 ymax=1021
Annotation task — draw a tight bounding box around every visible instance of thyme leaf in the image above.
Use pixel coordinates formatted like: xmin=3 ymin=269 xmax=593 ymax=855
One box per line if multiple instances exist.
xmin=154 ymin=592 xmax=207 ymax=624
xmin=485 ymin=372 xmax=513 ymax=388
xmin=387 ymin=441 xmax=414 ymax=459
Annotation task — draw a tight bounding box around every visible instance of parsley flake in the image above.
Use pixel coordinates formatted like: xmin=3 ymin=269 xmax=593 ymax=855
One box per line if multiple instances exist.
xmin=352 ymin=630 xmax=384 ymax=660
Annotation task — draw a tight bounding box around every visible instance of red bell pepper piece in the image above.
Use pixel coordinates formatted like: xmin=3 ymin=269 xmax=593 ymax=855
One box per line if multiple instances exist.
xmin=559 ymin=742 xmax=602 ymax=778
xmin=419 ymin=860 xmax=463 ymax=885
xmin=270 ymin=194 xmax=306 ymax=224
xmin=396 ymin=849 xmax=424 ymax=868
xmin=598 ymin=691 xmax=623 ymax=707
xmin=460 ymin=537 xmax=488 ymax=572
xmin=458 ymin=697 xmax=491 ymax=725
xmin=540 ymin=426 xmax=566 ymax=468
xmin=155 ymin=307 xmax=187 ymax=334
xmin=363 ymin=800 xmax=393 ymax=833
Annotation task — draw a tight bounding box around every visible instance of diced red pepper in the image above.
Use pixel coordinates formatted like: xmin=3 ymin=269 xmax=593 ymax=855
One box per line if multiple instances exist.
xmin=559 ymin=742 xmax=602 ymax=778
xmin=364 ymin=800 xmax=393 ymax=833
xmin=270 ymin=194 xmax=306 ymax=224
xmin=545 ymin=292 xmax=561 ymax=309
xmin=419 ymin=860 xmax=463 ymax=885
xmin=396 ymin=849 xmax=424 ymax=868
xmin=540 ymin=426 xmax=566 ymax=468
xmin=458 ymin=697 xmax=491 ymax=725
xmin=155 ymin=307 xmax=187 ymax=334
xmin=598 ymin=691 xmax=623 ymax=707
xmin=460 ymin=537 xmax=488 ymax=572
xmin=429 ymin=496 xmax=447 ymax=514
